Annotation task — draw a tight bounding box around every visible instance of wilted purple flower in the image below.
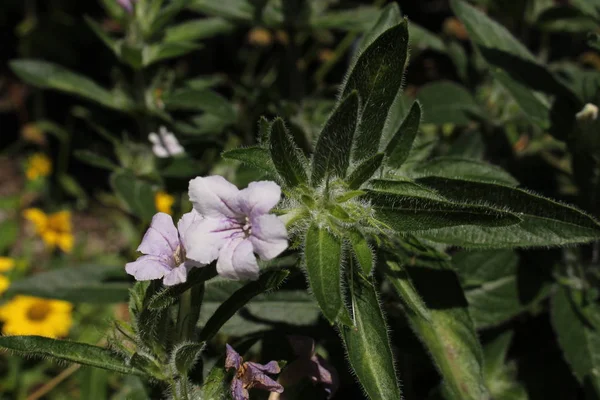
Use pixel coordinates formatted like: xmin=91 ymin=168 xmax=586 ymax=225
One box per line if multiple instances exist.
xmin=226 ymin=344 xmax=284 ymax=400
xmin=117 ymin=0 xmax=136 ymax=13
xmin=272 ymin=336 xmax=339 ymax=399
xmin=149 ymin=126 xmax=185 ymax=158
xmin=125 ymin=211 xmax=203 ymax=286
xmin=186 ymin=176 xmax=288 ymax=280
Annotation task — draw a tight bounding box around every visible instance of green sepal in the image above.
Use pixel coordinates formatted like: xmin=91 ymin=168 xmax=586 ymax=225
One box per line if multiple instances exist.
xmin=346 ymin=153 xmax=385 ymax=189
xmin=170 ymin=342 xmax=206 ymax=376
xmin=269 ymin=118 xmax=309 ymax=187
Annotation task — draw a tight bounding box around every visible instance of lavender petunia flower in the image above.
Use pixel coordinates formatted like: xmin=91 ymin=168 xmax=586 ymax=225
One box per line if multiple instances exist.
xmin=117 ymin=0 xmax=136 ymax=13
xmin=270 ymin=336 xmax=339 ymax=400
xmin=149 ymin=126 xmax=185 ymax=158
xmin=125 ymin=211 xmax=203 ymax=286
xmin=186 ymin=176 xmax=288 ymax=280
xmin=226 ymin=344 xmax=284 ymax=400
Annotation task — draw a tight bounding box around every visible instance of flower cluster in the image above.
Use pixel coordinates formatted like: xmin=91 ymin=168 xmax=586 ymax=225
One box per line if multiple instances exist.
xmin=23 ymin=208 xmax=74 ymax=253
xmin=126 ymin=175 xmax=288 ymax=285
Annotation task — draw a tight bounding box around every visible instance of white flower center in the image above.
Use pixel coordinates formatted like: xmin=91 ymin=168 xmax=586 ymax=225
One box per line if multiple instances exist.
xmin=242 ymin=216 xmax=252 ymax=237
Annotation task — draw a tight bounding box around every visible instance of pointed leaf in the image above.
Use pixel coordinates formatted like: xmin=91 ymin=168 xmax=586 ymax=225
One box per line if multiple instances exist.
xmin=367 ymin=189 xmax=520 ymax=232
xmin=416 ymin=81 xmax=480 ymax=125
xmin=0 ymin=336 xmax=145 ymax=376
xmin=416 ymin=177 xmax=600 ymax=247
xmin=552 ymin=286 xmax=600 ymax=396
xmin=304 ymin=222 xmax=345 ymax=324
xmin=164 ymin=88 xmax=235 ymax=120
xmin=171 ymin=342 xmax=205 ymax=375
xmin=384 ymin=101 xmax=421 ymax=168
xmin=258 ymin=116 xmax=271 ymax=144
xmin=110 ymin=171 xmax=156 ymax=222
xmin=311 ymin=91 xmax=359 ymax=186
xmin=347 ymin=229 xmax=374 ymax=276
xmin=341 ymin=21 xmax=409 ymax=161
xmin=346 ymin=153 xmax=384 ymax=189
xmin=164 ymin=18 xmax=234 ymax=43
xmin=10 ymin=60 xmax=130 ymax=110
xmin=358 ymin=3 xmax=402 ymax=53
xmin=198 ymin=268 xmax=290 ymax=341
xmin=269 ymin=118 xmax=308 ymax=186
xmin=409 ymin=157 xmax=519 ymax=186
xmin=73 ymin=150 xmax=119 ymax=171
xmin=340 ymin=272 xmax=401 ymax=400
xmin=222 ymin=147 xmax=278 ymax=176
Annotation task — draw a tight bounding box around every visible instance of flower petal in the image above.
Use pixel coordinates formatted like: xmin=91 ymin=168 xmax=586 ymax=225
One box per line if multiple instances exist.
xmin=125 ymin=255 xmax=170 ymax=281
xmin=217 ymin=238 xmax=259 ymax=280
xmin=237 ymin=181 xmax=281 ymax=217
xmin=249 ymin=214 xmax=288 ymax=260
xmin=245 ymin=363 xmax=284 ymax=393
xmin=189 ymin=175 xmax=241 ymax=218
xmin=185 ymin=217 xmax=242 ymax=264
xmin=177 ymin=210 xmax=202 ymax=246
xmin=225 ymin=344 xmax=242 ymax=370
xmin=247 ymin=361 xmax=281 ymax=374
xmin=230 ymin=377 xmax=248 ymax=400
xmin=137 ymin=213 xmax=179 ymax=256
xmin=162 ymin=263 xmax=188 ymax=286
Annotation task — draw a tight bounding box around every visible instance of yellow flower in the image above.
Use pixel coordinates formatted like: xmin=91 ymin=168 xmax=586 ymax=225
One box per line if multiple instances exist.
xmin=0 ymin=276 xmax=9 ymax=295
xmin=155 ymin=191 xmax=175 ymax=215
xmin=0 ymin=257 xmax=15 ymax=273
xmin=248 ymin=27 xmax=273 ymax=46
xmin=0 ymin=296 xmax=73 ymax=338
xmin=25 ymin=153 xmax=52 ymax=181
xmin=23 ymin=208 xmax=74 ymax=253
xmin=21 ymin=123 xmax=46 ymax=145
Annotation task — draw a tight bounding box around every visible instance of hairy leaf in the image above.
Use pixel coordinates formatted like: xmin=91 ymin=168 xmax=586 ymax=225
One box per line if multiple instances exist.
xmin=384 ymin=101 xmax=422 ymax=169
xmin=171 ymin=342 xmax=205 ymax=375
xmin=222 ymin=147 xmax=277 ymax=176
xmin=346 ymin=153 xmax=385 ymax=189
xmin=340 ymin=272 xmax=401 ymax=400
xmin=311 ymin=91 xmax=359 ymax=186
xmin=270 ymin=118 xmax=308 ymax=187
xmin=417 ymin=81 xmax=481 ymax=125
xmin=408 ymin=157 xmax=519 ymax=186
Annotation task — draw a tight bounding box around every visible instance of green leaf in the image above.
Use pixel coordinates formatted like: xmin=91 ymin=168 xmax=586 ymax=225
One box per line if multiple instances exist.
xmin=409 ymin=157 xmax=519 ymax=186
xmin=164 ymin=18 xmax=234 ymax=43
xmin=6 ymin=264 xmax=129 ymax=304
xmin=110 ymin=171 xmax=156 ymax=222
xmin=536 ymin=6 xmax=598 ymax=33
xmin=347 ymin=229 xmax=374 ymax=276
xmin=383 ymin=260 xmax=431 ymax=321
xmin=258 ymin=116 xmax=271 ymax=144
xmin=80 ymin=368 xmax=109 ymax=400
xmin=483 ymin=332 xmax=527 ymax=400
xmin=571 ymin=0 xmax=600 ymax=20
xmin=310 ymin=6 xmax=381 ymax=32
xmin=185 ymin=75 xmax=224 ymax=90
xmin=367 ymin=189 xmax=520 ymax=232
xmin=453 ymin=250 xmax=551 ymax=328
xmin=358 ymin=3 xmax=402 ymax=53
xmin=198 ymin=268 xmax=290 ymax=341
xmin=552 ymin=286 xmax=600 ymax=397
xmin=148 ymin=266 xmax=218 ymax=311
xmin=0 ymin=336 xmax=144 ymax=376
xmin=416 ymin=81 xmax=480 ymax=125
xmin=346 ymin=153 xmax=384 ymax=190
xmin=450 ymin=0 xmax=577 ymax=128
xmin=222 ymin=146 xmax=277 ymax=176
xmin=171 ymin=342 xmax=205 ymax=375
xmin=10 ymin=60 xmax=130 ymax=111
xmin=341 ymin=21 xmax=409 ymax=161
xmin=164 ymin=88 xmax=235 ymax=120
xmin=369 ymin=179 xmax=445 ymax=200
xmin=189 ymin=0 xmax=254 ymax=21
xmin=269 ymin=118 xmax=308 ymax=187
xmin=0 ymin=220 xmax=18 ymax=254
xmin=409 ymin=22 xmax=447 ymax=54
xmin=201 ymin=359 xmax=230 ymax=399
xmin=384 ymin=101 xmax=422 ymax=168
xmin=401 ymin=260 xmax=489 ymax=399
xmin=416 ymin=177 xmax=600 ymax=247
xmin=304 ymin=222 xmax=346 ymax=324
xmin=73 ymin=150 xmax=118 ymax=171
xmin=311 ymin=91 xmax=359 ymax=186
xmin=143 ymin=42 xmax=203 ymax=66
xmin=340 ymin=272 xmax=401 ymax=400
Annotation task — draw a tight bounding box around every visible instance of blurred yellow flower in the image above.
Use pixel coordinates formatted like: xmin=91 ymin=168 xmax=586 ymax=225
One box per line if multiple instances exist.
xmin=25 ymin=153 xmax=52 ymax=181
xmin=21 ymin=123 xmax=46 ymax=145
xmin=155 ymin=191 xmax=175 ymax=215
xmin=23 ymin=208 xmax=74 ymax=253
xmin=0 ymin=276 xmax=9 ymax=295
xmin=248 ymin=27 xmax=272 ymax=46
xmin=0 ymin=257 xmax=15 ymax=273
xmin=580 ymin=52 xmax=600 ymax=71
xmin=318 ymin=49 xmax=335 ymax=63
xmin=0 ymin=296 xmax=73 ymax=338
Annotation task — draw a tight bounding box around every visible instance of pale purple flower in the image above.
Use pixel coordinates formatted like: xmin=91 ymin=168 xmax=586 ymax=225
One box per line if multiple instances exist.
xmin=225 ymin=344 xmax=284 ymax=400
xmin=273 ymin=336 xmax=339 ymax=399
xmin=117 ymin=0 xmax=136 ymax=13
xmin=149 ymin=126 xmax=185 ymax=158
xmin=125 ymin=211 xmax=203 ymax=286
xmin=186 ymin=176 xmax=288 ymax=280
